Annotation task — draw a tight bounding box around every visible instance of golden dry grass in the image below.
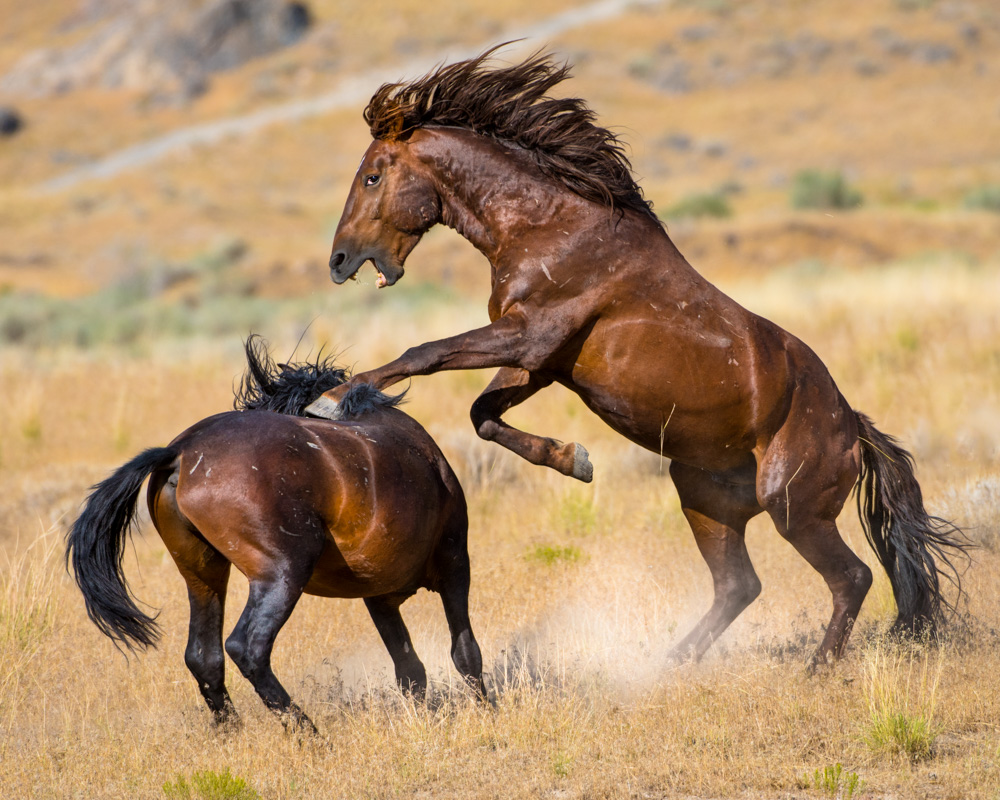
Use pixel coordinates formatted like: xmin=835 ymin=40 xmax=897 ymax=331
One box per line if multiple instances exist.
xmin=1 ymin=257 xmax=998 ymax=799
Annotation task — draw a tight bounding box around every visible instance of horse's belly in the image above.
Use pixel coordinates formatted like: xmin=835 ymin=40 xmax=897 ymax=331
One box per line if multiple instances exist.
xmin=563 ymin=317 xmax=761 ymax=469
xmin=305 ymin=524 xmax=437 ymax=598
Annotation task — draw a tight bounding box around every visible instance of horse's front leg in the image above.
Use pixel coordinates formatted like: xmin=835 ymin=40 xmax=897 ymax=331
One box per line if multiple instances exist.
xmin=471 ymin=367 xmax=592 ymax=482
xmin=305 ymin=311 xmax=566 ymax=418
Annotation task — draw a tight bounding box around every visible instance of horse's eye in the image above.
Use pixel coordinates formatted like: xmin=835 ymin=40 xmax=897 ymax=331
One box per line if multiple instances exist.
xmin=363 ymin=174 xmax=380 ymax=187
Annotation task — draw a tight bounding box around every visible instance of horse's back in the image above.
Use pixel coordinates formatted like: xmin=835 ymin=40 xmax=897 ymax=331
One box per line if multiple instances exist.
xmin=151 ymin=410 xmax=464 ymax=598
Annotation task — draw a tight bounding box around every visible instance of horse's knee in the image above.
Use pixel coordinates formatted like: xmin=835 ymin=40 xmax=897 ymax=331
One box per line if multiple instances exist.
xmin=470 ymin=401 xmax=500 ymax=441
xmin=720 ymin=570 xmax=761 ymax=616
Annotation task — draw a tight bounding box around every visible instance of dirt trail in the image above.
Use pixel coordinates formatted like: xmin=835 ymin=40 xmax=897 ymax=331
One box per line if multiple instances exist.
xmin=40 ymin=0 xmax=662 ymax=193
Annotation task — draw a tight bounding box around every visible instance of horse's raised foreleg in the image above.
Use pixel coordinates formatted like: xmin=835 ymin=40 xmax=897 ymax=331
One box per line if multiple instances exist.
xmin=471 ymin=367 xmax=592 ymax=482
xmin=668 ymin=461 xmax=764 ymax=662
xmin=225 ymin=578 xmax=316 ymax=732
xmin=364 ymin=595 xmax=428 ymax=697
xmin=305 ymin=309 xmax=580 ymax=419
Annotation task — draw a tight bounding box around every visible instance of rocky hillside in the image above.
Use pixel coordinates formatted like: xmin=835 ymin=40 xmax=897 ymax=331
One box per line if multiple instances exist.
xmin=0 ymin=0 xmax=998 ymax=300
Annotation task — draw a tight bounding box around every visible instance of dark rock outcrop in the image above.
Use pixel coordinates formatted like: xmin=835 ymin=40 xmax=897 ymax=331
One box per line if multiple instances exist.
xmin=0 ymin=0 xmax=313 ymax=100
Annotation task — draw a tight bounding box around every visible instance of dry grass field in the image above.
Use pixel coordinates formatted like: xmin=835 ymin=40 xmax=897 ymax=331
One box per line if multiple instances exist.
xmin=2 ymin=0 xmax=999 ymax=798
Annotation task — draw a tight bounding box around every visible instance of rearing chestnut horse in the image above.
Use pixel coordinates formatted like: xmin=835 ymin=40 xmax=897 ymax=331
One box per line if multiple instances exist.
xmin=306 ymin=49 xmax=968 ymax=666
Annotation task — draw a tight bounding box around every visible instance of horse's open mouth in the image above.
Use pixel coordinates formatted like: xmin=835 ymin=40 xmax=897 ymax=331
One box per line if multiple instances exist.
xmin=370 ymin=259 xmax=403 ymax=289
xmin=329 ymin=247 xmax=404 ymax=288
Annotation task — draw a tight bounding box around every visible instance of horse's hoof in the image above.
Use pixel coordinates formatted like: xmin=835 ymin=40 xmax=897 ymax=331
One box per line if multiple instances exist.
xmin=304 ymin=395 xmax=341 ymax=420
xmin=665 ymin=645 xmax=696 ymax=666
xmin=571 ymin=443 xmax=593 ymax=483
xmin=282 ymin=709 xmax=319 ymax=735
xmin=212 ymin=711 xmax=243 ymax=733
xmin=806 ymin=650 xmax=836 ymax=674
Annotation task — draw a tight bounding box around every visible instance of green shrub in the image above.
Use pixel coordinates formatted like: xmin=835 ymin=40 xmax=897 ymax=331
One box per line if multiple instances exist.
xmin=963 ymin=185 xmax=1000 ymax=212
xmin=864 ymin=710 xmax=936 ymax=761
xmin=526 ymin=544 xmax=582 ymax=566
xmin=163 ymin=768 xmax=260 ymax=800
xmin=666 ymin=191 xmax=732 ymax=219
xmin=790 ymin=169 xmax=863 ymax=210
xmin=555 ymin=491 xmax=599 ymax=537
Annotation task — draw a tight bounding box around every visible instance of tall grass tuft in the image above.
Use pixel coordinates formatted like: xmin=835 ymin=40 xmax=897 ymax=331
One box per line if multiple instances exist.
xmin=0 ymin=528 xmax=60 ymax=655
xmin=801 ymin=763 xmax=864 ymax=798
xmin=861 ymin=639 xmax=943 ymax=761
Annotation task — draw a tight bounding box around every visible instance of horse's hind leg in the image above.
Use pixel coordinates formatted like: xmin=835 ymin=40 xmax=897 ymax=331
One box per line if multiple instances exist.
xmin=183 ymin=566 xmax=236 ymax=725
xmin=225 ymin=577 xmax=316 ymax=732
xmin=150 ymin=477 xmax=237 ymax=725
xmin=668 ymin=461 xmax=764 ymax=661
xmin=433 ymin=512 xmax=486 ymax=698
xmin=471 ymin=367 xmax=593 ymax=482
xmin=364 ymin=595 xmax=428 ymax=697
xmin=757 ymin=410 xmax=872 ymax=666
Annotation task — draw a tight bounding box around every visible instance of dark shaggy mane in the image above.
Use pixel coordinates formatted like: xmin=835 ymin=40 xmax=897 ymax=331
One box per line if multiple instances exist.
xmin=364 ymin=45 xmax=660 ymax=226
xmin=234 ymin=335 xmax=405 ymax=418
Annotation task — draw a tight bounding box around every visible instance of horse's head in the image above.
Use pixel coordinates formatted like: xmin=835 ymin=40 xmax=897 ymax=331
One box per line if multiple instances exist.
xmin=328 ymin=137 xmax=441 ymax=288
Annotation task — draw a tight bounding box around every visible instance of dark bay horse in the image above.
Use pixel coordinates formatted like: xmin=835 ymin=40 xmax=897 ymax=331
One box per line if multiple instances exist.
xmin=67 ymin=337 xmax=485 ymax=730
xmin=305 ymin=48 xmax=969 ymax=667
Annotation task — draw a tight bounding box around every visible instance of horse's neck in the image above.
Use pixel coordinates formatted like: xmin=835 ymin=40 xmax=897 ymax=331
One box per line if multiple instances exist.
xmin=418 ymin=128 xmax=576 ymax=263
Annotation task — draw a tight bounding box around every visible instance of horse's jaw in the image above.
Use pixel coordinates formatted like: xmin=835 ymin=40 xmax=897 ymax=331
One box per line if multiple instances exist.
xmin=329 ymin=252 xmax=404 ymax=288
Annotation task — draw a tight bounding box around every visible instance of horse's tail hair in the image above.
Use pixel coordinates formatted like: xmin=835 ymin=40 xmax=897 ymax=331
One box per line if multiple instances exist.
xmin=66 ymin=446 xmax=178 ymax=652
xmin=854 ymin=412 xmax=970 ymax=634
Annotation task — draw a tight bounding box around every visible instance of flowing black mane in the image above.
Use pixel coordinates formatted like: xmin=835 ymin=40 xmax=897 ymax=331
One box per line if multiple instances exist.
xmin=364 ymin=45 xmax=660 ymax=225
xmin=234 ymin=335 xmax=404 ymax=418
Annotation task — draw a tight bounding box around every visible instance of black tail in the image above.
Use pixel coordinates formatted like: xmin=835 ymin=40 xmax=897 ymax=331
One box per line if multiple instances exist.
xmin=854 ymin=412 xmax=970 ymax=634
xmin=66 ymin=446 xmax=179 ymax=651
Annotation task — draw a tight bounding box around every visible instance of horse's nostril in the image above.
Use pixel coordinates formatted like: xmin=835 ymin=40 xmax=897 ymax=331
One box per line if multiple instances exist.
xmin=330 ymin=251 xmax=347 ymax=269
